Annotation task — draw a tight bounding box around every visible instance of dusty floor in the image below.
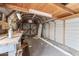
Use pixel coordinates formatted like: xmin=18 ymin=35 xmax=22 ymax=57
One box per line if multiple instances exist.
xmin=0 ymin=37 xmax=68 ymax=56
xmin=24 ymin=37 xmax=68 ymax=56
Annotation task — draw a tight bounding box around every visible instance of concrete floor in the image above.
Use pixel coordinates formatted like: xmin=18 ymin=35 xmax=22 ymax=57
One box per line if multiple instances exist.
xmin=0 ymin=37 xmax=68 ymax=56
xmin=24 ymin=37 xmax=68 ymax=56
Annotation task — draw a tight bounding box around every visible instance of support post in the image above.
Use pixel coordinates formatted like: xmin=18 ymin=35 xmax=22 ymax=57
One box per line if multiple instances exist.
xmin=38 ymin=24 xmax=42 ymax=38
xmin=54 ymin=21 xmax=56 ymax=41
xmin=63 ymin=20 xmax=65 ymax=45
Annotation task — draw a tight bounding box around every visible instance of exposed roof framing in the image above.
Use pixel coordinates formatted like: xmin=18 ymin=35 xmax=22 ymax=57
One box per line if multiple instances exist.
xmin=0 ymin=3 xmax=79 ymax=20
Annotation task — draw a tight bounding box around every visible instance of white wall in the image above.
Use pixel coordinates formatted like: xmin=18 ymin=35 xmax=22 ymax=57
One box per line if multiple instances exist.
xmin=45 ymin=23 xmax=49 ymax=39
xmin=49 ymin=22 xmax=55 ymax=40
xmin=42 ymin=20 xmax=64 ymax=43
xmin=42 ymin=17 xmax=79 ymax=51
xmin=55 ymin=20 xmax=64 ymax=44
xmin=65 ymin=17 xmax=79 ymax=51
xmin=42 ymin=22 xmax=54 ymax=40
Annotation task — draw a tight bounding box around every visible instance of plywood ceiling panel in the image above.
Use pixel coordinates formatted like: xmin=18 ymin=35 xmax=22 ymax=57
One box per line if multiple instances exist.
xmin=66 ymin=3 xmax=79 ymax=13
xmin=4 ymin=3 xmax=30 ymax=12
xmin=0 ymin=3 xmax=77 ymax=20
xmin=28 ymin=3 xmax=46 ymax=10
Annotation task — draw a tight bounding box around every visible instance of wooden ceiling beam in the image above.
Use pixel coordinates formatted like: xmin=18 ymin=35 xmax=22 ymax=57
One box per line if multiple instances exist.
xmin=29 ymin=3 xmax=75 ymax=19
xmin=0 ymin=3 xmax=77 ymax=20
xmin=54 ymin=3 xmax=76 ymax=14
xmin=49 ymin=3 xmax=76 ymax=18
xmin=2 ymin=4 xmax=29 ymax=12
xmin=59 ymin=13 xmax=79 ymax=20
xmin=66 ymin=3 xmax=79 ymax=13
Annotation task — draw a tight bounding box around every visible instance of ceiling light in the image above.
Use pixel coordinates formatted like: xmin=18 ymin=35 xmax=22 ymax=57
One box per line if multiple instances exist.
xmin=29 ymin=9 xmax=52 ymax=18
xmin=28 ymin=20 xmax=32 ymax=23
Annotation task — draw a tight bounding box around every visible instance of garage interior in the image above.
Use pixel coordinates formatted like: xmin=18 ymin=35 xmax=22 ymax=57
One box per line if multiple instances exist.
xmin=0 ymin=3 xmax=79 ymax=56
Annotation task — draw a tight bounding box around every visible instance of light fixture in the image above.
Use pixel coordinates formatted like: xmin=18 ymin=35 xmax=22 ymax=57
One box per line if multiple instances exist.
xmin=29 ymin=9 xmax=52 ymax=18
xmin=28 ymin=19 xmax=32 ymax=23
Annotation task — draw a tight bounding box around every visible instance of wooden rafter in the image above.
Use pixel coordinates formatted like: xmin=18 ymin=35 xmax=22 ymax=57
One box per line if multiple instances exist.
xmin=0 ymin=3 xmax=77 ymax=20
xmin=6 ymin=10 xmax=16 ymax=19
xmin=60 ymin=13 xmax=79 ymax=20
xmin=66 ymin=3 xmax=79 ymax=13
xmin=54 ymin=3 xmax=76 ymax=14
